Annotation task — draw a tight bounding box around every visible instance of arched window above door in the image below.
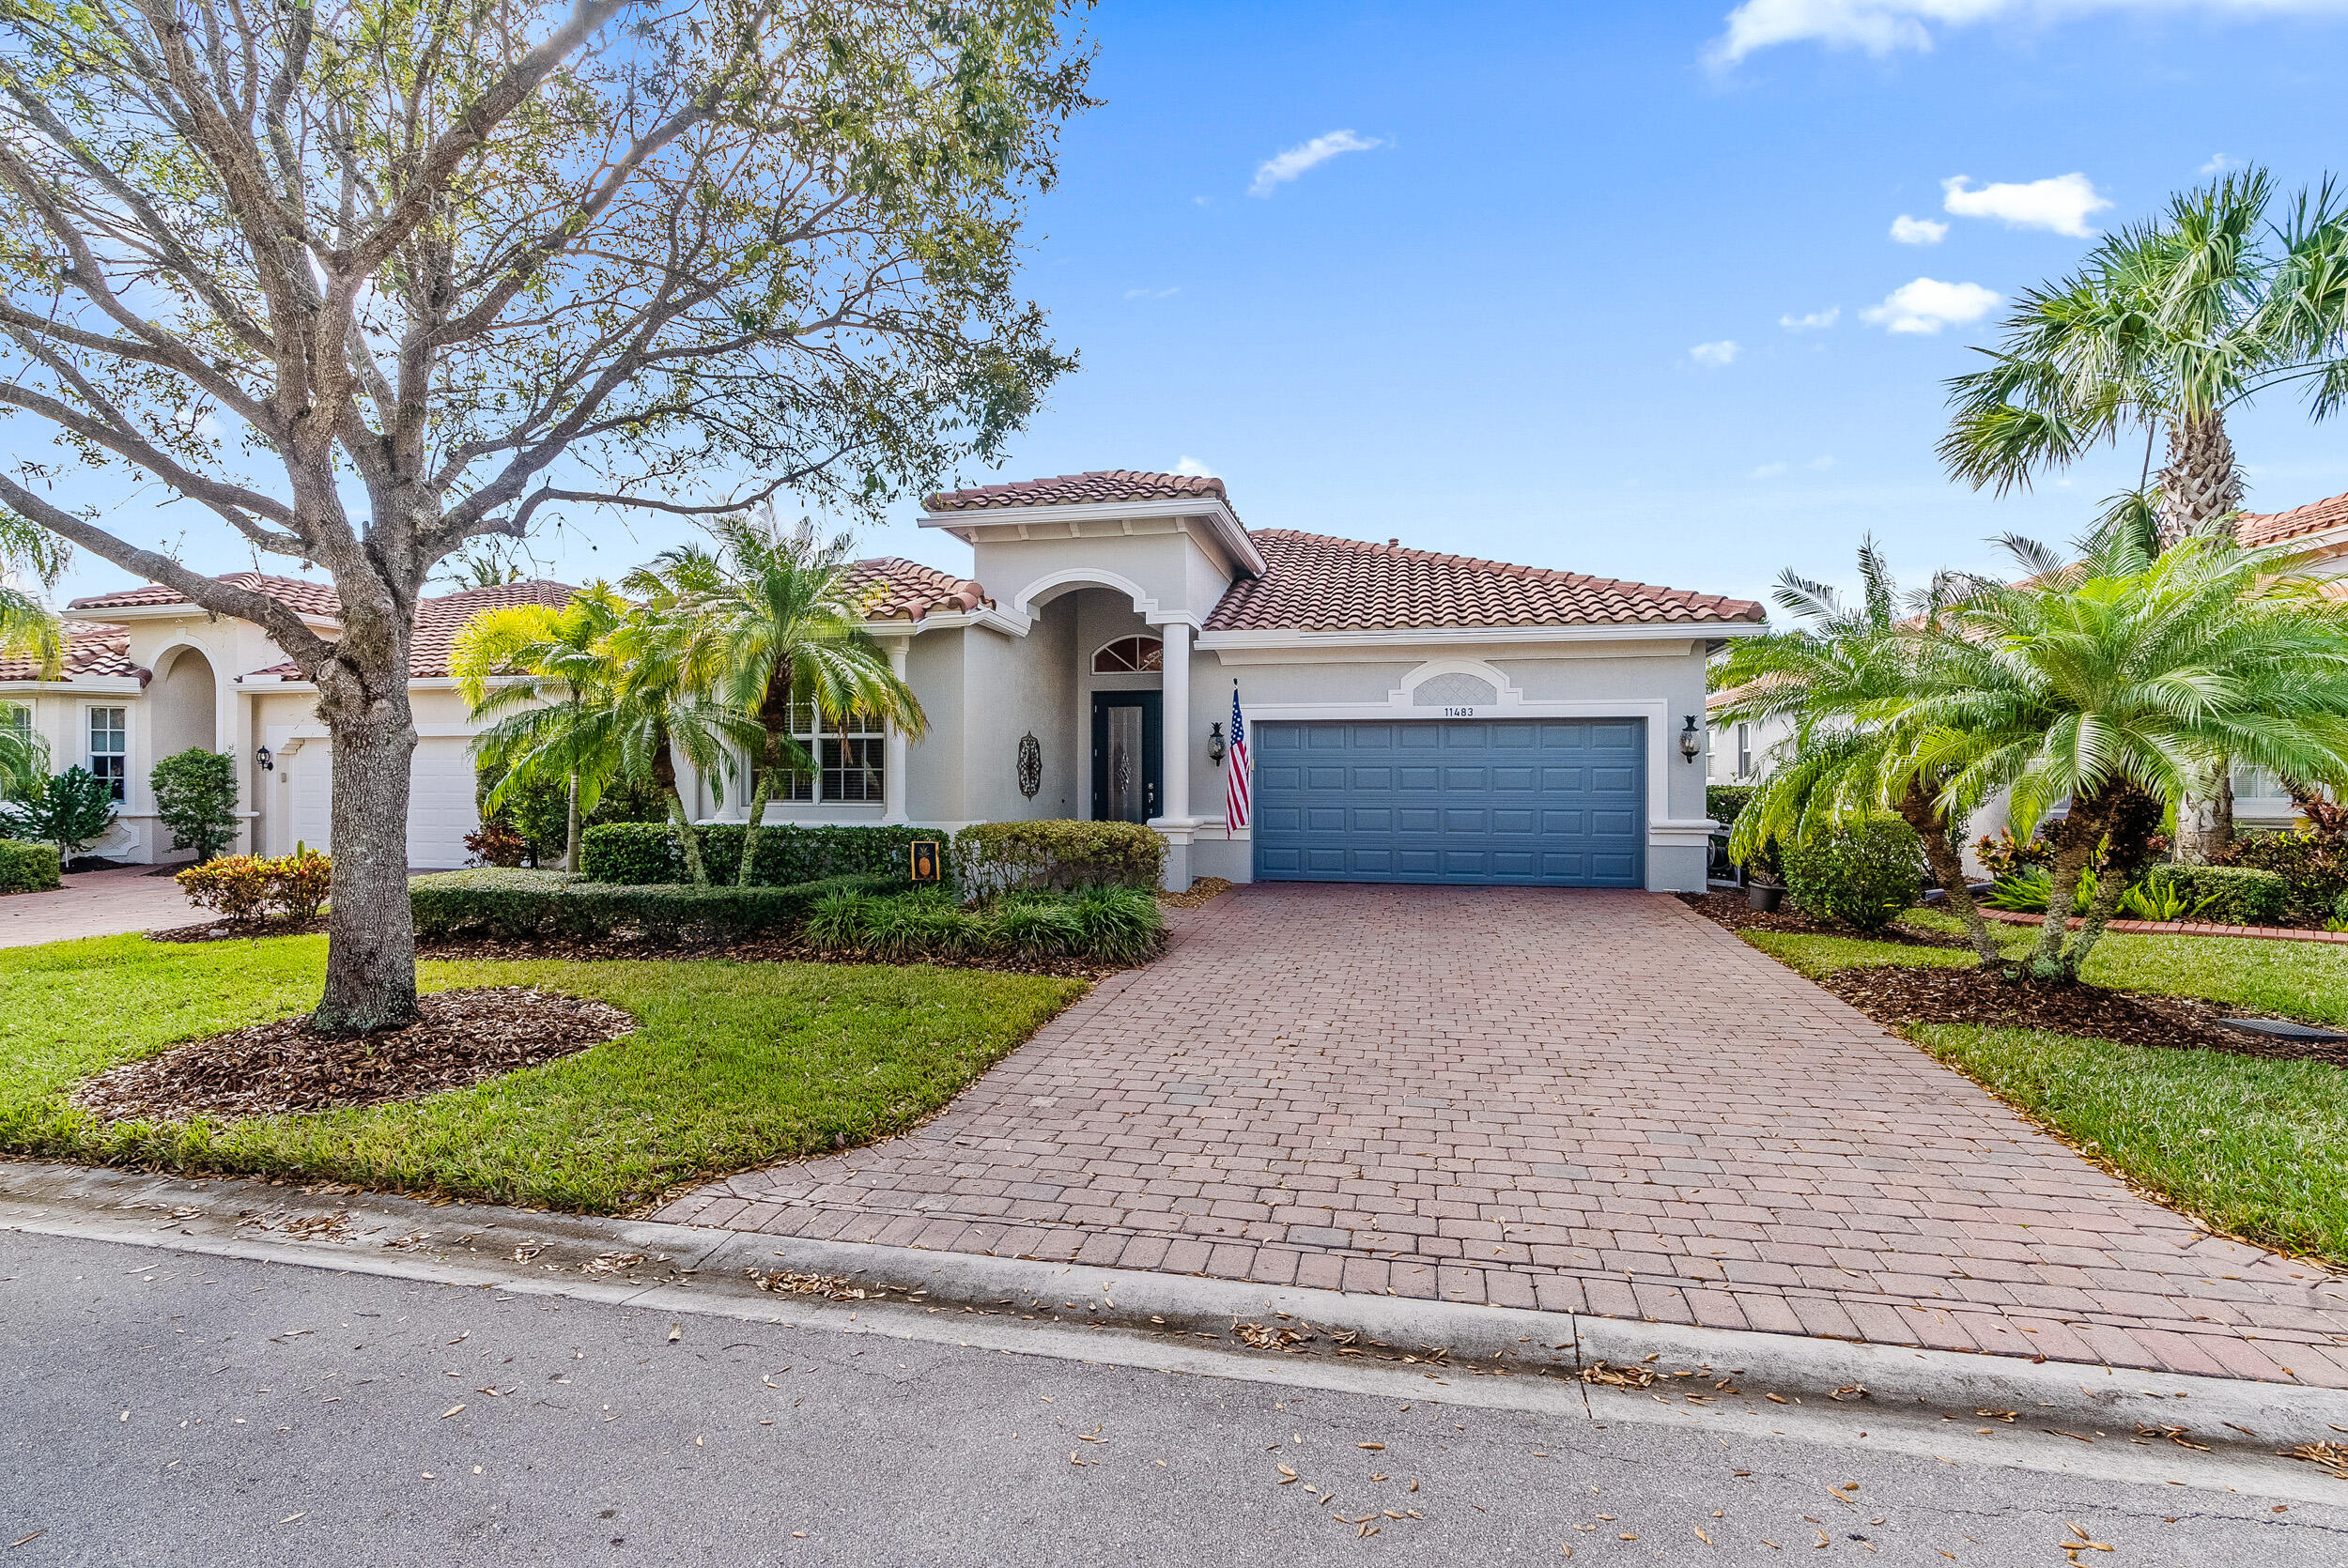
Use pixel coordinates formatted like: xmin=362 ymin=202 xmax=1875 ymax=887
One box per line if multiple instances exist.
xmin=1092 ymin=635 xmax=1163 ymax=673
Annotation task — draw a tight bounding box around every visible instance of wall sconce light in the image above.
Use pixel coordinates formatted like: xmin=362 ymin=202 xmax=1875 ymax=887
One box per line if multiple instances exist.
xmin=1207 ymin=722 xmax=1227 ymax=767
xmin=1678 ymin=715 xmax=1701 ymax=763
xmin=254 ymin=745 xmax=273 ymax=772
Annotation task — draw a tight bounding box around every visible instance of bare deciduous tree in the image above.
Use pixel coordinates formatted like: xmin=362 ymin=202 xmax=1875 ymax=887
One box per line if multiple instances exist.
xmin=0 ymin=0 xmax=1089 ymax=1028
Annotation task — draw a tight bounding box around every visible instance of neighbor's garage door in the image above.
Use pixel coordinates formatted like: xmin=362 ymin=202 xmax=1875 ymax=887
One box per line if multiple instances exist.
xmin=1252 ymin=719 xmax=1645 ymax=886
xmin=283 ymin=734 xmax=481 ymax=870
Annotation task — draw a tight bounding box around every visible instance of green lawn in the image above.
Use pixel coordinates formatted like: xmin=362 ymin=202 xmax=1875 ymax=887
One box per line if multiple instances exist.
xmin=0 ymin=933 xmax=1082 ymax=1213
xmin=1744 ymin=913 xmax=2348 ymax=1265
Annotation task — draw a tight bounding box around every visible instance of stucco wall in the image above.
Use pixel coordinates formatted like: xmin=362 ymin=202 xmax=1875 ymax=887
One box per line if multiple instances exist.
xmin=961 ymin=597 xmax=1078 ymax=823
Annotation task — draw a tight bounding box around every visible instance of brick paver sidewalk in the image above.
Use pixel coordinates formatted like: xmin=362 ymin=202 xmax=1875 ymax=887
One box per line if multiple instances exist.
xmin=0 ymin=864 xmax=195 ymax=949
xmin=658 ymin=884 xmax=2348 ymax=1387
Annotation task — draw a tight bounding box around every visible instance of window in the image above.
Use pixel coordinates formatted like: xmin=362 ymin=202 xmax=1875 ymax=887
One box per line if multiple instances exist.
xmin=762 ymin=699 xmax=885 ymax=805
xmin=1092 ymin=636 xmax=1162 ymax=674
xmin=1736 ymin=723 xmax=1752 ymax=779
xmin=88 ymin=705 xmax=127 ymax=801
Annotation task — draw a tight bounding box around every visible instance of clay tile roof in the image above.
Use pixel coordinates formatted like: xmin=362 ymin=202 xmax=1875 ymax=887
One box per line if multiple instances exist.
xmin=842 ymin=557 xmax=992 ymax=622
xmin=0 ymin=619 xmax=149 ymax=685
xmin=923 ymin=469 xmax=1233 ymax=517
xmin=2238 ymin=490 xmax=2348 ymax=550
xmin=244 ymin=579 xmax=580 ymax=682
xmin=68 ymin=571 xmax=344 ymax=619
xmin=1201 ymin=530 xmax=1767 ymax=634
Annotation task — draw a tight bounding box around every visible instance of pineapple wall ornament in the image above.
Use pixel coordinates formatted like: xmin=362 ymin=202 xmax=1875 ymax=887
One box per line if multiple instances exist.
xmin=1016 ymin=731 xmax=1042 ymax=798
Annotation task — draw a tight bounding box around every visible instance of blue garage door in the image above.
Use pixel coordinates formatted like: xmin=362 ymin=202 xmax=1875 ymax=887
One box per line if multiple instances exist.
xmin=1252 ymin=719 xmax=1645 ymax=885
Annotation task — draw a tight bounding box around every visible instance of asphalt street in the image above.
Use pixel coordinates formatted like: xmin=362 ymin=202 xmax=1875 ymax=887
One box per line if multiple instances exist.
xmin=2 ymin=1229 xmax=2342 ymax=1566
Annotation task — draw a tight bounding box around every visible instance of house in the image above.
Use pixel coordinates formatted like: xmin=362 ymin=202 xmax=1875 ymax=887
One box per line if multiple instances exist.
xmin=5 ymin=470 xmax=1768 ymax=888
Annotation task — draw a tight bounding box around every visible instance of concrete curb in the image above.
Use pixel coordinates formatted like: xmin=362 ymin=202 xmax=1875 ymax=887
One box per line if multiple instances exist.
xmin=8 ymin=1159 xmax=2346 ymax=1474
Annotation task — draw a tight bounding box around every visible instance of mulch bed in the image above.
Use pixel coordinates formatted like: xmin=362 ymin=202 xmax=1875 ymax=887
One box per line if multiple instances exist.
xmin=1158 ymin=877 xmax=1233 ymax=910
xmin=1676 ymin=890 xmax=1970 ymax=948
xmin=147 ymin=916 xmax=330 ymax=944
xmin=1820 ymin=964 xmax=2348 ymax=1068
xmin=72 ymin=987 xmax=636 ymax=1122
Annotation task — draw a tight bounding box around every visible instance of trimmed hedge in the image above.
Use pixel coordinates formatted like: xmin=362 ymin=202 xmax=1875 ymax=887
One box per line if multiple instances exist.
xmin=579 ymin=822 xmax=932 ymax=886
xmin=409 ymin=867 xmax=906 ymax=940
xmin=1784 ymin=815 xmax=1923 ymax=930
xmin=952 ymin=820 xmax=1166 ymax=895
xmin=2216 ymin=829 xmax=2348 ymax=925
xmin=0 ymin=838 xmax=61 ymax=894
xmin=802 ymin=884 xmax=1163 ymax=965
xmin=1706 ymin=785 xmax=1757 ymax=831
xmin=2146 ymin=864 xmax=2290 ymax=927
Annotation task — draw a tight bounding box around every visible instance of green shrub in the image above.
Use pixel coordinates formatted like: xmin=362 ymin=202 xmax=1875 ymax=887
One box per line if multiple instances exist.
xmin=2216 ymin=829 xmax=2348 ymax=924
xmin=148 ymin=748 xmax=239 ymax=862
xmin=1783 ymin=816 xmax=1923 ymax=930
xmin=2147 ymin=865 xmax=2289 ymax=927
xmin=0 ymin=766 xmax=116 ymax=864
xmin=579 ymin=822 xmax=931 ymax=886
xmin=177 ymin=849 xmax=337 ymax=926
xmin=953 ymin=820 xmax=1166 ymax=895
xmin=1706 ymin=785 xmax=1757 ymax=832
xmin=993 ymin=892 xmax=1086 ymax=956
xmin=0 ymin=838 xmax=61 ymax=894
xmin=1069 ymin=884 xmax=1163 ymax=964
xmin=409 ymin=868 xmax=903 ymax=940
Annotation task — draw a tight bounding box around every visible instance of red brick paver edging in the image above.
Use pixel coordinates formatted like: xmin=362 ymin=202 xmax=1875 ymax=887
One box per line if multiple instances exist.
xmin=1977 ymin=908 xmax=2348 ymax=945
xmin=658 ymin=885 xmax=2348 ymax=1387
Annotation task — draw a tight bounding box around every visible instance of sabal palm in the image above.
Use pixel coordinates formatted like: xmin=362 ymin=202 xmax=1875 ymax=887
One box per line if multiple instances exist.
xmin=627 ymin=513 xmax=924 ymax=887
xmin=1711 ymin=539 xmax=2002 ymax=961
xmin=1904 ymin=533 xmax=2348 ymax=979
xmin=1940 ymin=169 xmax=2348 ymax=546
xmin=453 ymin=585 xmax=631 ymax=871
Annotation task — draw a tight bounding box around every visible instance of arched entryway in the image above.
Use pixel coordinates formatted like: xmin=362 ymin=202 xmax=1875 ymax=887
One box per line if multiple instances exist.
xmin=149 ymin=645 xmax=217 ymax=759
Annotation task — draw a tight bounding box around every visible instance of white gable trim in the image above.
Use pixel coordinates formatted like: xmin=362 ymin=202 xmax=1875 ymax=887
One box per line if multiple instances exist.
xmin=1011 ymin=566 xmax=1199 ymax=630
xmin=1200 ymin=621 xmax=1762 ymax=653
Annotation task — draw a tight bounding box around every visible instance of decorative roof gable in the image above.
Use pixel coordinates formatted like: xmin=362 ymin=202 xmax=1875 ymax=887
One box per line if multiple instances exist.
xmin=924 ymin=469 xmax=1233 ymax=515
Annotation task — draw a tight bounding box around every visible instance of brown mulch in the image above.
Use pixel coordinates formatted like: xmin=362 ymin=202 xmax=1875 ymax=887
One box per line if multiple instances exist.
xmin=1158 ymin=877 xmax=1233 ymax=910
xmin=1676 ymin=890 xmax=1970 ymax=948
xmin=72 ymin=987 xmax=636 ymax=1123
xmin=147 ymin=916 xmax=329 ymax=944
xmin=1819 ymin=963 xmax=2348 ymax=1068
xmin=411 ymin=929 xmax=1145 ymax=980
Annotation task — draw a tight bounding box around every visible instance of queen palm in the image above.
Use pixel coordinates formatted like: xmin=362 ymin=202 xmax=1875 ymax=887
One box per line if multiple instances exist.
xmin=1905 ymin=532 xmax=2348 ymax=983
xmin=453 ymin=585 xmax=631 ymax=871
xmin=627 ymin=513 xmax=924 ymax=888
xmin=1712 ymin=539 xmax=2004 ymax=963
xmin=1938 ymin=168 xmax=2348 ymax=856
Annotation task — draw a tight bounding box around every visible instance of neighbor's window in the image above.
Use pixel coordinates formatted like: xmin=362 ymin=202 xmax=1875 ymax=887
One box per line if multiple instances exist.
xmin=765 ymin=699 xmax=885 ymax=804
xmin=1092 ymin=636 xmax=1163 ymax=673
xmin=88 ymin=705 xmax=127 ymax=801
xmin=1735 ymin=723 xmax=1752 ymax=779
xmin=1 ymin=702 xmax=28 ymax=738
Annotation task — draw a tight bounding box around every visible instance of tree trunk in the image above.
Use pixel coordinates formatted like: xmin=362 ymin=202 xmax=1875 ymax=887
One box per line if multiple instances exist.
xmin=738 ymin=659 xmax=792 ymax=889
xmin=312 ymin=688 xmax=422 ymax=1033
xmin=1895 ymin=779 xmax=2001 ymax=965
xmin=2175 ymin=763 xmax=2233 ymax=865
xmin=650 ymin=735 xmax=707 ymax=888
xmin=735 ymin=758 xmax=774 ymax=888
xmin=564 ymin=771 xmax=582 ymax=873
xmin=2155 ymin=410 xmax=2244 ymax=548
xmin=2028 ymin=806 xmax=2105 ymax=981
xmin=2064 ymin=858 xmax=2133 ymax=975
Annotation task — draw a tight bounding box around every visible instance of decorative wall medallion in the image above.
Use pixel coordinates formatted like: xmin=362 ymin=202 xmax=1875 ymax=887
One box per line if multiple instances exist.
xmin=1016 ymin=731 xmax=1043 ymax=798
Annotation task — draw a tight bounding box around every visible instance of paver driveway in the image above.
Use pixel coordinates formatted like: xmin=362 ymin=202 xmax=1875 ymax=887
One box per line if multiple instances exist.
xmin=0 ymin=865 xmax=194 ymax=948
xmin=659 ymin=884 xmax=2348 ymax=1386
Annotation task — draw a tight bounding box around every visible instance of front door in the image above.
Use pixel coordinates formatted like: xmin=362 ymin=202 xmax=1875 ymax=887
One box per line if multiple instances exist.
xmin=1090 ymin=692 xmax=1164 ymax=823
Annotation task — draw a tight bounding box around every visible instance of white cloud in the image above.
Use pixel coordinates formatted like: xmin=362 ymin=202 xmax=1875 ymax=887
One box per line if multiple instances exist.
xmin=1780 ymin=306 xmax=1841 ymax=331
xmin=1709 ymin=1 xmax=2348 ymax=67
xmin=1861 ymin=277 xmax=2000 ymax=333
xmin=1890 ymin=213 xmax=1949 ymax=245
xmin=2201 ymin=152 xmax=2240 ymax=175
xmin=1248 ymin=130 xmax=1383 ymax=197
xmin=1172 ymin=456 xmax=1217 ymax=478
xmin=1750 ymin=460 xmax=1790 ymax=479
xmin=1690 ymin=339 xmax=1741 ymax=367
xmin=1122 ymin=286 xmax=1181 ymax=300
xmin=1941 ymin=173 xmax=2112 ymax=237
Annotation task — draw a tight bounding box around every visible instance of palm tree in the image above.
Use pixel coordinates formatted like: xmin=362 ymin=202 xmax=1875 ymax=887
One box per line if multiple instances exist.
xmin=1904 ymin=532 xmax=2348 ymax=982
xmin=453 ymin=585 xmax=631 ymax=871
xmin=1938 ymin=168 xmax=2348 ymax=856
xmin=626 ymin=513 xmax=924 ymax=888
xmin=0 ymin=706 xmax=45 ymax=800
xmin=2 ymin=511 xmax=65 ymax=682
xmin=1712 ymin=539 xmax=2004 ymax=962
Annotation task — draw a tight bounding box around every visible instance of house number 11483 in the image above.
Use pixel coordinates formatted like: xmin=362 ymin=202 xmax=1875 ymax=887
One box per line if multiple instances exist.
xmin=1442 ymin=706 xmax=1479 ymax=718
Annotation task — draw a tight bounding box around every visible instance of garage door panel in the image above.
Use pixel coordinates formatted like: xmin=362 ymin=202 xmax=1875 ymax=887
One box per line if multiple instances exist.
xmin=1254 ymin=719 xmax=1645 ymax=887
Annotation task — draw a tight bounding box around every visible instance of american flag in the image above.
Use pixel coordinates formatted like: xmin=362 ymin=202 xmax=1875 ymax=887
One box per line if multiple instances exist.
xmin=1225 ymin=684 xmax=1250 ymax=831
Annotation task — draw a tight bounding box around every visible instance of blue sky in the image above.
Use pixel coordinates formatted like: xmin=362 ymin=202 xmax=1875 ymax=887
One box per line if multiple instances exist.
xmin=49 ymin=0 xmax=2348 ymax=614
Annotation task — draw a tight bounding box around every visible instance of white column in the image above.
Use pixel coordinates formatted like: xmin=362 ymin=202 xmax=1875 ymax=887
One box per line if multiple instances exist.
xmin=1156 ymin=622 xmax=1190 ymax=822
xmin=883 ymin=637 xmax=910 ymax=824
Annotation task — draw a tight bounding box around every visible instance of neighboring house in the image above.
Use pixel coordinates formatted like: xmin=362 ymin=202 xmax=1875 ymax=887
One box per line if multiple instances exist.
xmin=6 ymin=470 xmax=1768 ymax=887
xmin=1706 ymin=680 xmax=1787 ymax=792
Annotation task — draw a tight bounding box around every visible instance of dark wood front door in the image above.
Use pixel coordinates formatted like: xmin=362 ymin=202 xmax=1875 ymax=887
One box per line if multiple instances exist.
xmin=1090 ymin=692 xmax=1163 ymax=823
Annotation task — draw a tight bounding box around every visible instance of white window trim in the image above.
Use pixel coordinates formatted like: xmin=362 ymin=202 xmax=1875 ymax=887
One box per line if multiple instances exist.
xmin=85 ymin=702 xmax=129 ymax=801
